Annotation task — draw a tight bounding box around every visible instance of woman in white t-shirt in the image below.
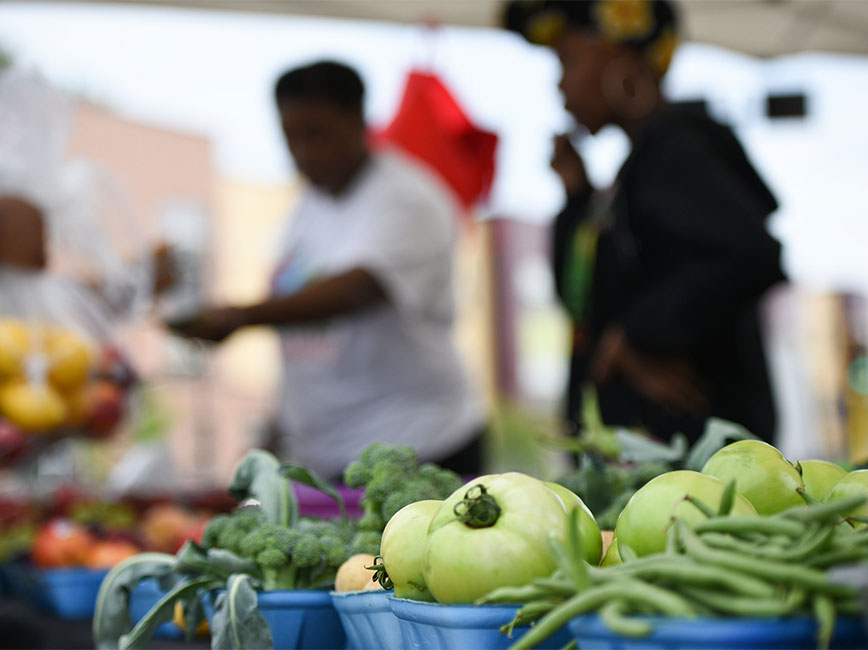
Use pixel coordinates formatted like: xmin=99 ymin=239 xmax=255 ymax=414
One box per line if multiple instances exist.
xmin=173 ymin=61 xmax=486 ymax=480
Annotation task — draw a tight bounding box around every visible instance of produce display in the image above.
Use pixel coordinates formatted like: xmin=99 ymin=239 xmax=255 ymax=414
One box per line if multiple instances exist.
xmin=4 ymin=433 xmax=868 ymax=650
xmin=92 ymin=450 xmax=384 ymax=649
xmin=0 ymin=317 xmax=134 ymax=446
xmin=481 ymin=492 xmax=868 ymax=650
xmin=554 ymin=413 xmax=760 ymax=529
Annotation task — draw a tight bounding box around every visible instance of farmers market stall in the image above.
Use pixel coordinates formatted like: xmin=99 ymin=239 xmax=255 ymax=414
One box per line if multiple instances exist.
xmin=8 ymin=431 xmax=867 ymax=650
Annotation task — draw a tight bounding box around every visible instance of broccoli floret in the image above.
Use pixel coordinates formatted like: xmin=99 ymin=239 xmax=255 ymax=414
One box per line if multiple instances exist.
xmin=381 ymin=483 xmax=437 ymax=522
xmin=418 ymin=463 xmax=463 ymax=497
xmin=358 ymin=508 xmax=384 ymax=532
xmin=342 ymin=443 xmax=467 ymax=533
xmin=237 ymin=521 xmax=346 ymax=590
xmin=319 ymin=534 xmax=350 ymax=568
xmin=342 ymin=460 xmax=371 ymax=489
xmin=350 ymin=530 xmax=381 ymax=556
xmin=291 ymin=535 xmax=323 ymax=569
xmin=201 ymin=514 xmax=231 ymax=549
xmin=202 ymin=507 xmax=266 ymax=556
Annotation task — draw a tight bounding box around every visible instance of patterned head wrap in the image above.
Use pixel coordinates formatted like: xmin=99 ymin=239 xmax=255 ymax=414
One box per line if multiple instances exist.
xmin=504 ymin=0 xmax=680 ymax=78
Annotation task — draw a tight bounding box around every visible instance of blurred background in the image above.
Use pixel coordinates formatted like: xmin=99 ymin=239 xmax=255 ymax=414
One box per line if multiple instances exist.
xmin=0 ymin=0 xmax=867 ymax=497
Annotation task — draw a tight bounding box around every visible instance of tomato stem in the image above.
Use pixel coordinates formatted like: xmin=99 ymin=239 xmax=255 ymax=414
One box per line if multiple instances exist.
xmin=454 ymin=485 xmax=501 ymax=528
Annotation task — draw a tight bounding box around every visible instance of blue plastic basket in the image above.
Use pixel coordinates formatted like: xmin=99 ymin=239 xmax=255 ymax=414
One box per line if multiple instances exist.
xmin=568 ymin=614 xmax=868 ymax=650
xmin=129 ymin=578 xmax=184 ymax=639
xmin=330 ymin=589 xmax=403 ymax=650
xmin=33 ymin=566 xmax=107 ymax=619
xmin=389 ymin=596 xmax=574 ymax=649
xmin=204 ymin=588 xmax=346 ymax=650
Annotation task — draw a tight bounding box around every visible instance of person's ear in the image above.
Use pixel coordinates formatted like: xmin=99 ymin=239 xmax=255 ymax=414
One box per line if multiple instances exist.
xmin=601 ymin=53 xmax=658 ymax=120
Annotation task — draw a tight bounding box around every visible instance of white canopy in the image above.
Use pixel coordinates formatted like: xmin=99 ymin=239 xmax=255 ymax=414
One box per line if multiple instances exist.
xmin=51 ymin=0 xmax=868 ymax=57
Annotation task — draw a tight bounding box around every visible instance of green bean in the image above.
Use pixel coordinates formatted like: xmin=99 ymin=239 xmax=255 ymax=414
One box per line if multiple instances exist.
xmin=683 ymin=494 xmax=717 ymax=519
xmin=509 ymin=579 xmax=695 ymax=650
xmin=475 ymin=583 xmax=554 ymax=605
xmin=618 ymin=541 xmax=639 ymax=563
xmin=677 ymin=585 xmax=804 ymax=617
xmin=693 ymin=516 xmax=805 ymax=538
xmin=600 ymin=556 xmax=776 ymax=598
xmin=678 ymin=522 xmax=854 ymax=596
xmin=599 ymin=599 xmax=653 ymax=638
xmin=781 ymin=495 xmax=867 ymax=523
xmin=664 ymin=524 xmax=679 ymax=555
xmin=717 ymin=480 xmax=738 ymax=516
xmin=813 ymin=593 xmax=836 ymax=650
xmin=501 ymin=601 xmax=554 ymax=639
xmin=701 ymin=525 xmax=835 ymax=562
xmin=806 ymin=548 xmax=868 ymax=568
xmin=531 ymin=576 xmax=578 ymax=599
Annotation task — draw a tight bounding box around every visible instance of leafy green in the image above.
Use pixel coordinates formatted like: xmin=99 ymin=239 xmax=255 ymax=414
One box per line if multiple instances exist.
xmin=119 ymin=577 xmax=222 ymax=650
xmin=230 ymin=449 xmax=297 ymax=527
xmin=210 ymin=574 xmax=273 ymax=650
xmin=92 ymin=553 xmax=177 ymax=650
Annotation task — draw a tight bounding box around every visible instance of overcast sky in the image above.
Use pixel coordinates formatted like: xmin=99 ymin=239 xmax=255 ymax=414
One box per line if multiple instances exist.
xmin=2 ymin=2 xmax=868 ymax=289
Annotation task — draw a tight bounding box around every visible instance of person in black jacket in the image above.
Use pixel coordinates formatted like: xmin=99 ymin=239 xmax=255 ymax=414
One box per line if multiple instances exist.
xmin=505 ymin=0 xmax=786 ymax=443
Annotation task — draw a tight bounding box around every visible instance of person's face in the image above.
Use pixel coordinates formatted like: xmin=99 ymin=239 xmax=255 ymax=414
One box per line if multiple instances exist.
xmin=278 ymin=99 xmax=366 ymax=193
xmin=555 ymin=29 xmax=618 ymax=134
xmin=0 ymin=197 xmax=47 ymax=270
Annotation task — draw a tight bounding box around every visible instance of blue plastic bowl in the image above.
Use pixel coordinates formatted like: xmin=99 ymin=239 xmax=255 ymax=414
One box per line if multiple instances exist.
xmin=33 ymin=566 xmax=108 ymax=619
xmin=204 ymin=588 xmax=346 ymax=650
xmin=389 ymin=596 xmax=573 ymax=649
xmin=568 ymin=614 xmax=868 ymax=650
xmin=129 ymin=578 xmax=184 ymax=639
xmin=330 ymin=589 xmax=403 ymax=649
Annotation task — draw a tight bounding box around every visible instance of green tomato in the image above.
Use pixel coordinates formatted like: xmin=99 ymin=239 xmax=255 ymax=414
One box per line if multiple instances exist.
xmin=600 ymin=538 xmax=621 ymax=566
xmin=423 ymin=472 xmax=568 ymax=604
xmin=701 ymin=440 xmax=804 ymax=515
xmin=799 ymin=460 xmax=847 ymax=502
xmin=380 ymin=499 xmax=441 ymax=601
xmin=615 ymin=470 xmax=757 ymax=557
xmin=544 ymin=481 xmax=603 ymax=565
xmin=825 ymin=469 xmax=868 ymax=520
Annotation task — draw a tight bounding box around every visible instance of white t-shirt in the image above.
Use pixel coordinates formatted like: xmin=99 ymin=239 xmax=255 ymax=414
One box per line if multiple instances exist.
xmin=271 ymin=151 xmax=485 ymax=478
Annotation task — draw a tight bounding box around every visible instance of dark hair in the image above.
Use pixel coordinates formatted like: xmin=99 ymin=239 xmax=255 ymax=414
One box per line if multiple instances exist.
xmin=274 ymin=60 xmax=364 ymax=114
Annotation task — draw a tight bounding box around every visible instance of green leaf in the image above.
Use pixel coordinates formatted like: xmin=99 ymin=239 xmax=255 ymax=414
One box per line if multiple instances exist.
xmin=175 ymin=541 xmax=228 ymax=578
xmin=120 ymin=577 xmax=222 ymax=650
xmin=210 ymin=574 xmax=273 ymax=650
xmin=92 ymin=552 xmax=177 ymax=650
xmin=230 ymin=449 xmax=297 ymax=527
xmin=280 ymin=464 xmax=348 ymax=526
xmin=207 ymin=548 xmax=260 ymax=577
xmin=614 ymin=429 xmax=687 ymax=464
xmin=684 ymin=418 xmax=759 ymax=471
xmin=181 ymin=591 xmax=204 ymax=643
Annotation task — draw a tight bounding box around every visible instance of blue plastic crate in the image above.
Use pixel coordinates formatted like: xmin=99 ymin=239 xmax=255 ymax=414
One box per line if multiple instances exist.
xmin=568 ymin=614 xmax=868 ymax=650
xmin=204 ymin=588 xmax=345 ymax=650
xmin=33 ymin=567 xmax=107 ymax=619
xmin=330 ymin=589 xmax=402 ymax=650
xmin=129 ymin=578 xmax=185 ymax=640
xmin=389 ymin=596 xmax=574 ymax=649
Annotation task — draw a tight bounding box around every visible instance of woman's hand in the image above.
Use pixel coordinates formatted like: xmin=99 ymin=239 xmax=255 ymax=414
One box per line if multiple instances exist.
xmin=591 ymin=327 xmax=708 ymax=415
xmin=168 ymin=306 xmax=247 ymax=343
xmin=551 ymin=134 xmax=590 ymax=196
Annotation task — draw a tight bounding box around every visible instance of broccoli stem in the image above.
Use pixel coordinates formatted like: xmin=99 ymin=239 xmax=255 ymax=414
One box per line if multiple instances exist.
xmin=262 ymin=564 xmax=298 ymax=591
xmin=453 ymin=485 xmax=501 ymax=529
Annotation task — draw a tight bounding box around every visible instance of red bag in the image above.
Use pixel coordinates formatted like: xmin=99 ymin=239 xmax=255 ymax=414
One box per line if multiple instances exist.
xmin=374 ymin=70 xmax=498 ymax=212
